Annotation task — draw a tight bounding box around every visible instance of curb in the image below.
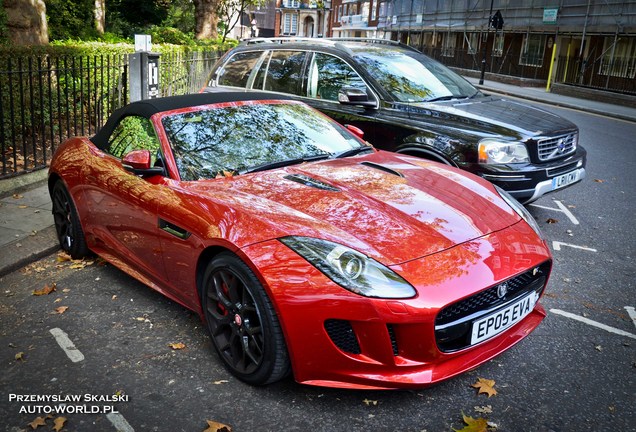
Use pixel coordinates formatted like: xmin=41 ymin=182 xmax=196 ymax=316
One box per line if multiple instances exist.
xmin=474 ymin=84 xmax=636 ymax=124
xmin=0 ymin=225 xmax=60 ymax=278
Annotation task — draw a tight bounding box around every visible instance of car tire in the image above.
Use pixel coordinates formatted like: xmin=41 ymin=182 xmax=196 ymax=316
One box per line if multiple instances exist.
xmin=51 ymin=180 xmax=90 ymax=259
xmin=202 ymin=252 xmax=290 ymax=385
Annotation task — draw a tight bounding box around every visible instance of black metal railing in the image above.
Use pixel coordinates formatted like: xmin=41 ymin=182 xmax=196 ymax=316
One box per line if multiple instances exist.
xmin=0 ymin=49 xmax=220 ymax=179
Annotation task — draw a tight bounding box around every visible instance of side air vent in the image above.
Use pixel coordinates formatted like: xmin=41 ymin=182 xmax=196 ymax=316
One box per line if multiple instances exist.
xmin=283 ymin=173 xmax=340 ymax=191
xmin=360 ymin=161 xmax=404 ymax=177
xmin=325 ymin=319 xmax=361 ymax=354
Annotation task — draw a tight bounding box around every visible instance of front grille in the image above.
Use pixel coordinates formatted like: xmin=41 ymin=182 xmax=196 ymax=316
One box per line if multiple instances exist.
xmin=547 ymin=161 xmax=580 ymax=178
xmin=537 ymin=133 xmax=577 ymax=161
xmin=435 ymin=261 xmax=551 ymax=352
xmin=325 ymin=319 xmax=361 ymax=354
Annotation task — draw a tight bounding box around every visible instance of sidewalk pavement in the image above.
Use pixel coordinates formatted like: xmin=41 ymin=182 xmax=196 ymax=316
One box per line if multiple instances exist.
xmin=1 ymin=81 xmax=635 ymax=277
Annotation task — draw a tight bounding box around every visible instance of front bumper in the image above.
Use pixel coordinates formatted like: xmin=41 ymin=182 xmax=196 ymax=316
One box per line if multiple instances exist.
xmin=242 ymin=220 xmax=552 ymax=389
xmin=471 ymin=146 xmax=587 ymax=204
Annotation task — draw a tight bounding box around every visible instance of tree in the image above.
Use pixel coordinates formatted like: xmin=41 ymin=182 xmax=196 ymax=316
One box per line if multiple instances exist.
xmin=193 ymin=0 xmax=220 ymax=40
xmin=94 ymin=0 xmax=105 ymax=35
xmin=217 ymin=0 xmax=265 ymax=42
xmin=5 ymin=0 xmax=48 ymax=45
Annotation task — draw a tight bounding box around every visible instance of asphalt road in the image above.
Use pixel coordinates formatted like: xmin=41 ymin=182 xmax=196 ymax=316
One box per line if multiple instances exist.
xmin=1 ymin=105 xmax=635 ymax=432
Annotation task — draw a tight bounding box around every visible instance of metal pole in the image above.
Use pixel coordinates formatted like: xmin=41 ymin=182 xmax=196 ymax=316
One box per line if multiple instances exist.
xmin=479 ymin=0 xmax=494 ymax=85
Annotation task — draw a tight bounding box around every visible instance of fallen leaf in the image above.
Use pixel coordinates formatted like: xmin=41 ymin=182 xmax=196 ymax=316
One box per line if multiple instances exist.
xmin=472 ymin=378 xmax=497 ymax=397
xmin=213 ymin=380 xmax=229 ymax=385
xmin=594 ymin=179 xmax=604 ymax=183
xmin=53 ymin=416 xmax=67 ymax=431
xmin=28 ymin=416 xmax=46 ymax=429
xmin=112 ymin=295 xmax=118 ymax=300
xmin=595 ymin=345 xmax=602 ymax=352
xmin=15 ymin=352 xmax=25 ymax=361
xmin=57 ymin=252 xmax=72 ymax=262
xmin=546 ymin=218 xmax=559 ymax=224
xmin=223 ymin=170 xmax=234 ymax=178
xmin=62 ymin=288 xmax=71 ymax=293
xmin=69 ymin=262 xmax=86 ymax=269
xmin=453 ymin=413 xmax=488 ymax=432
xmin=362 ymin=398 xmax=378 ymax=406
xmin=474 ymin=405 xmax=493 ymax=414
xmin=55 ymin=306 xmax=69 ymax=314
xmin=169 ymin=342 xmax=186 ymax=350
xmin=33 ymin=283 xmax=56 ymax=296
xmin=54 ymin=298 xmax=62 ymax=303
xmin=12 ymin=193 xmax=23 ymax=199
xmin=18 ymin=205 xmax=28 ymax=209
xmin=203 ymin=419 xmax=232 ymax=432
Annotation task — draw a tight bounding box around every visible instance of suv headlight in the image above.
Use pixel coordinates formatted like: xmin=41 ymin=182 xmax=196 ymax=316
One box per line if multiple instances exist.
xmin=279 ymin=236 xmax=416 ymax=299
xmin=478 ymin=139 xmax=529 ymax=164
xmin=495 ymin=186 xmax=545 ymax=241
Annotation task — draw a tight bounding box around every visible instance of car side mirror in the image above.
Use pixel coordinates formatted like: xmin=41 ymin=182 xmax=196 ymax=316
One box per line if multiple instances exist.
xmin=345 ymin=124 xmax=365 ymax=140
xmin=122 ymin=150 xmax=164 ymax=176
xmin=338 ymin=87 xmax=377 ymax=108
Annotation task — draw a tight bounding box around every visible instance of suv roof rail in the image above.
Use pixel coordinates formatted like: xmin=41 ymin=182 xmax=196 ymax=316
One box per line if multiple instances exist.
xmin=240 ymin=37 xmax=339 ymax=47
xmin=326 ymin=37 xmax=421 ymax=52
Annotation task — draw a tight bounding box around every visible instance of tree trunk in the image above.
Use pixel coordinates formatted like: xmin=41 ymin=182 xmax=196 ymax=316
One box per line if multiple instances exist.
xmin=94 ymin=0 xmax=105 ymax=35
xmin=4 ymin=0 xmax=48 ymax=45
xmin=193 ymin=0 xmax=220 ymax=40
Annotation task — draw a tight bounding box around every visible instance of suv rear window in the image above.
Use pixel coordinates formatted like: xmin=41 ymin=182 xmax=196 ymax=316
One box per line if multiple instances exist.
xmin=258 ymin=51 xmax=307 ymax=96
xmin=217 ymin=51 xmax=263 ymax=88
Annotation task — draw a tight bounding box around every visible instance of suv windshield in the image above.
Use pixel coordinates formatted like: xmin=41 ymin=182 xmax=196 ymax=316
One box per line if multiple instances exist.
xmin=353 ymin=47 xmax=478 ymax=102
xmin=162 ymin=101 xmax=365 ymax=180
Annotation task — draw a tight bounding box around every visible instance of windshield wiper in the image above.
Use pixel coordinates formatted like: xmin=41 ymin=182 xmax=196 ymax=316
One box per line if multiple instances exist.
xmin=426 ymin=94 xmax=477 ymax=102
xmin=334 ymin=146 xmax=374 ymax=159
xmin=240 ymin=154 xmax=330 ymax=174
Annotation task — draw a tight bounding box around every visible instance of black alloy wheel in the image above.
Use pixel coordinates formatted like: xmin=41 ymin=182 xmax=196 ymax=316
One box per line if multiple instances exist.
xmin=203 ymin=252 xmax=290 ymax=385
xmin=51 ymin=181 xmax=89 ymax=259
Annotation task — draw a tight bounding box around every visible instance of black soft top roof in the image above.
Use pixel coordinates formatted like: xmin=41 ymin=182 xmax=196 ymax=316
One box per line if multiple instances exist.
xmin=91 ymin=91 xmax=293 ymax=149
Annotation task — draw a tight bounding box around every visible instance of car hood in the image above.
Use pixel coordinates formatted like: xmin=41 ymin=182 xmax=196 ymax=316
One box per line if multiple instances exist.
xmin=182 ymin=152 xmax=521 ymax=265
xmin=396 ymin=95 xmax=577 ymax=138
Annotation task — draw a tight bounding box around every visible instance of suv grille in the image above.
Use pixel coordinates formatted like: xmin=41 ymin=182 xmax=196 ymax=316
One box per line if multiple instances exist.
xmin=435 ymin=261 xmax=551 ymax=352
xmin=537 ymin=133 xmax=577 ymax=161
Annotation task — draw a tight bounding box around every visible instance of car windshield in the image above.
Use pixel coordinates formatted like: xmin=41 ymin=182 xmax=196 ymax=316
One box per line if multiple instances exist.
xmin=353 ymin=47 xmax=478 ymax=103
xmin=162 ymin=101 xmax=366 ymax=180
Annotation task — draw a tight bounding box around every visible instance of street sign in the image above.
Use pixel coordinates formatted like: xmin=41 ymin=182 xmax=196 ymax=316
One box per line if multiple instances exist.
xmin=543 ymin=7 xmax=558 ymax=24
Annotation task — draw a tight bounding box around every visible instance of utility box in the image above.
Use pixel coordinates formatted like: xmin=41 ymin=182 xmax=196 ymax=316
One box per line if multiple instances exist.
xmin=129 ymin=51 xmax=160 ymax=102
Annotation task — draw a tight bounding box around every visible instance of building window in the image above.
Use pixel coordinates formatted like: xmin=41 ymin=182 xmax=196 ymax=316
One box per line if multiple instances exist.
xmin=600 ymin=36 xmax=636 ymax=78
xmin=283 ymin=13 xmax=298 ymax=34
xmin=283 ymin=0 xmax=299 ymax=7
xmin=371 ymin=0 xmax=376 ymax=20
xmin=442 ymin=33 xmax=456 ymax=57
xmin=466 ymin=32 xmax=479 ymax=55
xmin=493 ymin=33 xmax=504 ymax=57
xmin=519 ymin=34 xmax=545 ymax=67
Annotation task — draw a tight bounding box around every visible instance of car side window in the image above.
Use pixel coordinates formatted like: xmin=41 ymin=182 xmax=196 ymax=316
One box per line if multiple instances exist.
xmin=307 ymin=53 xmax=367 ymax=101
xmin=107 ymin=116 xmax=160 ymax=163
xmin=261 ymin=50 xmax=306 ymax=95
xmin=216 ymin=51 xmax=263 ymax=88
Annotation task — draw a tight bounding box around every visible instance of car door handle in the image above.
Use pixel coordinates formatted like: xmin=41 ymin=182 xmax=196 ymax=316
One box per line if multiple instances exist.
xmin=158 ymin=218 xmax=191 ymax=240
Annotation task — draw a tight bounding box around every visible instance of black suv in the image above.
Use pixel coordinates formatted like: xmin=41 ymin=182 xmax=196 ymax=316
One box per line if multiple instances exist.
xmin=203 ymin=38 xmax=586 ymax=203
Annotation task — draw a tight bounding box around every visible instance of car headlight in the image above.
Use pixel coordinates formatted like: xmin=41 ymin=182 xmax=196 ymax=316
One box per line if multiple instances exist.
xmin=478 ymin=139 xmax=529 ymax=164
xmin=495 ymin=186 xmax=545 ymax=241
xmin=279 ymin=236 xmax=416 ymax=299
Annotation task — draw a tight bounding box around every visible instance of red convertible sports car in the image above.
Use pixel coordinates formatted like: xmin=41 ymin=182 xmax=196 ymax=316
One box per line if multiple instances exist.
xmin=49 ymin=92 xmax=552 ymax=389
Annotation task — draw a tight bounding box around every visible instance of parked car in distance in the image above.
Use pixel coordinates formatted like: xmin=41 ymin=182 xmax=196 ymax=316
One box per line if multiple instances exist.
xmin=203 ymin=37 xmax=587 ymax=204
xmin=49 ymin=92 xmax=552 ymax=389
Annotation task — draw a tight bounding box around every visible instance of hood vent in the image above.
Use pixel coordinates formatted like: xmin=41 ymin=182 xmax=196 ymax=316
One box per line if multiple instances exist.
xmin=284 ymin=173 xmax=340 ymax=191
xmin=360 ymin=161 xmax=404 ymax=178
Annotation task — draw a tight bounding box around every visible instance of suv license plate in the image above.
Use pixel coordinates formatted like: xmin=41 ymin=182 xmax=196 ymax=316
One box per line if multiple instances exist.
xmin=470 ymin=292 xmax=538 ymax=345
xmin=552 ymin=169 xmax=581 ymax=190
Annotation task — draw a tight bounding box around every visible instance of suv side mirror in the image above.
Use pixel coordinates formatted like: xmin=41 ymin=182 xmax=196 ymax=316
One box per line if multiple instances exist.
xmin=338 ymin=87 xmax=377 ymax=108
xmin=122 ymin=150 xmax=164 ymax=176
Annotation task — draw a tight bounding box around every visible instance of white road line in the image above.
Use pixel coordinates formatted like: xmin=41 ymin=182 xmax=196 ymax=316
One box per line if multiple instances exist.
xmin=530 ymin=199 xmax=579 ymax=225
xmin=625 ymin=306 xmax=636 ymax=330
xmin=49 ymin=328 xmax=85 ymax=363
xmin=552 ymin=241 xmax=597 ymax=252
xmin=550 ymin=309 xmax=636 ymax=340
xmin=107 ymin=412 xmax=135 ymax=432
